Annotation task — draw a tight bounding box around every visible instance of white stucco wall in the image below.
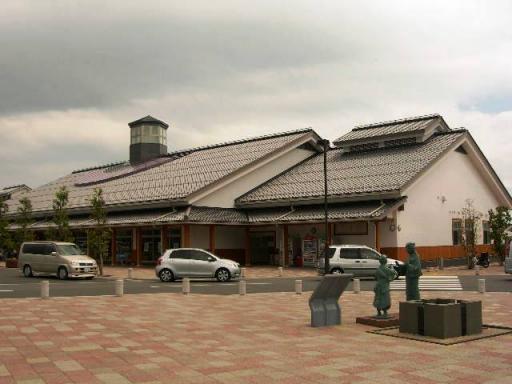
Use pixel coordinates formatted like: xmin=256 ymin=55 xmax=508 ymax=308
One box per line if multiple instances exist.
xmin=379 ymin=218 xmax=398 ymax=248
xmin=397 ymin=147 xmax=501 ymax=247
xmin=195 ymin=148 xmax=314 ymax=208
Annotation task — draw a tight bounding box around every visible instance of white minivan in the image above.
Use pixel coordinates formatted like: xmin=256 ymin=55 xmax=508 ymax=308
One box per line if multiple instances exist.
xmin=505 ymin=240 xmax=512 ymax=274
xmin=317 ymin=244 xmax=404 ymax=278
xmin=18 ymin=241 xmax=98 ymax=279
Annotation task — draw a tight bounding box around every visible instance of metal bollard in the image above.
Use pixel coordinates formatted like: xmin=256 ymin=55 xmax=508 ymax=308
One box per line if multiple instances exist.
xmin=241 ymin=268 xmax=246 ymax=278
xmin=115 ymin=279 xmax=124 ymax=297
xmin=478 ymin=278 xmax=486 ymax=293
xmin=439 ymin=257 xmax=444 ymax=270
xmin=278 ymin=267 xmax=283 ymax=277
xmin=182 ymin=278 xmax=190 ymax=295
xmin=295 ymin=280 xmax=302 ymax=294
xmin=239 ymin=280 xmax=246 ymax=295
xmin=127 ymin=268 xmax=133 ymax=279
xmin=475 ymin=265 xmax=480 ymax=276
xmin=41 ymin=280 xmax=49 ymax=299
xmin=353 ymin=278 xmax=360 ymax=294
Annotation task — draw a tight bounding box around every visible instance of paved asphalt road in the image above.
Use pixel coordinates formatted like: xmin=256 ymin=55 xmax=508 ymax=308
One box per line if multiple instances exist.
xmin=0 ymin=268 xmax=510 ymax=298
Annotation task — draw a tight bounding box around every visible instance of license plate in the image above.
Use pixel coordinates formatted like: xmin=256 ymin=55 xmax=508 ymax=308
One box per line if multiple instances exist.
xmin=84 ymin=267 xmax=90 ymax=272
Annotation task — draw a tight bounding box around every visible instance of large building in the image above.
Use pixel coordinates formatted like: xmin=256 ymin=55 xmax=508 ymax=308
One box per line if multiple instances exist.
xmin=4 ymin=114 xmax=511 ymax=267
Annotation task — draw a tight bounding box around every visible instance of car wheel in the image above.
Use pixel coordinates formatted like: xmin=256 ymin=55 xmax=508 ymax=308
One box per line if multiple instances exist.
xmin=215 ymin=268 xmax=231 ymax=282
xmin=159 ymin=269 xmax=174 ymax=282
xmin=57 ymin=267 xmax=68 ymax=280
xmin=330 ymin=268 xmax=343 ymax=274
xmin=23 ymin=265 xmax=33 ymax=277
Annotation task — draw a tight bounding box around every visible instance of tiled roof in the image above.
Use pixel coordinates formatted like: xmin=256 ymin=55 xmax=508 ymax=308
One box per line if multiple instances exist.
xmin=248 ymin=199 xmax=405 ymax=223
xmin=8 ymin=200 xmax=405 ymax=230
xmin=186 ymin=207 xmax=248 ymax=223
xmin=5 ymin=129 xmax=313 ymax=214
xmin=333 ymin=114 xmax=442 ymax=144
xmin=237 ymin=131 xmax=465 ymax=205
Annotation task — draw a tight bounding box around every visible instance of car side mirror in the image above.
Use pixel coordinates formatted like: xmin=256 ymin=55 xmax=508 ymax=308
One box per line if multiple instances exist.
xmin=208 ymin=256 xmax=215 ymax=262
xmin=51 ymin=252 xmax=58 ymax=256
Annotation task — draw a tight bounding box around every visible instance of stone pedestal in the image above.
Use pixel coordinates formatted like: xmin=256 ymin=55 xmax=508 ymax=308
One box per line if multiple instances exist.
xmin=356 ymin=314 xmax=399 ymax=328
xmin=424 ymin=301 xmax=462 ymax=339
xmin=399 ymin=301 xmax=423 ymax=334
xmin=460 ymin=300 xmax=482 ymax=335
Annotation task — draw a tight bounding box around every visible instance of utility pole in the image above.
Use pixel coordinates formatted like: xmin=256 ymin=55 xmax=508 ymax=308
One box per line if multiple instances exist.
xmin=322 ymin=139 xmax=330 ymax=275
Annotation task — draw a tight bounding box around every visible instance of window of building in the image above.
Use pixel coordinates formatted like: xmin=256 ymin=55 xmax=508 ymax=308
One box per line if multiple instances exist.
xmin=464 ymin=218 xmax=475 ymax=245
xmin=116 ymin=230 xmax=133 ymax=265
xmin=130 ymin=125 xmax=166 ymax=145
xmin=167 ymin=228 xmax=181 ymax=250
xmin=141 ymin=229 xmax=161 ymax=265
xmin=482 ymin=221 xmax=491 ymax=244
xmin=452 ymin=219 xmax=463 ymax=245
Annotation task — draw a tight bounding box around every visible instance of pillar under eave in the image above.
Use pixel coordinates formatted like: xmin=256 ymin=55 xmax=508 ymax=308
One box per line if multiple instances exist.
xmin=182 ymin=224 xmax=191 ymax=247
xmin=209 ymin=225 xmax=216 ymax=253
xmin=374 ymin=221 xmax=381 ymax=253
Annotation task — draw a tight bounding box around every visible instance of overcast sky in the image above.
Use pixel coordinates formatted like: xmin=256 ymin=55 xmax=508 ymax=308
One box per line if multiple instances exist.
xmin=0 ymin=0 xmax=511 ymax=193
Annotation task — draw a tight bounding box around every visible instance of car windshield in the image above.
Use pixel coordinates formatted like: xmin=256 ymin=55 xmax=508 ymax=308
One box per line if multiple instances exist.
xmin=57 ymin=244 xmax=83 ymax=256
xmin=321 ymin=247 xmax=336 ymax=259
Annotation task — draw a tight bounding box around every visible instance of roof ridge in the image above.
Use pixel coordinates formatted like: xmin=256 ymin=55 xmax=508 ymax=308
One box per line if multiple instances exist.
xmin=72 ymin=160 xmax=128 ymax=174
xmin=167 ymin=127 xmax=314 ymax=156
xmin=2 ymin=184 xmax=29 ymax=190
xmin=353 ymin=114 xmax=440 ymax=131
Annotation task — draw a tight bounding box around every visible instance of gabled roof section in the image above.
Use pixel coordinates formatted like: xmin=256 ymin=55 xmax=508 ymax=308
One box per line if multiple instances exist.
xmin=237 ymin=130 xmax=466 ymax=207
xmin=0 ymin=184 xmax=31 ymax=200
xmin=128 ymin=115 xmax=169 ymax=128
xmin=333 ymin=114 xmax=451 ymax=152
xmin=5 ymin=128 xmax=317 ymax=215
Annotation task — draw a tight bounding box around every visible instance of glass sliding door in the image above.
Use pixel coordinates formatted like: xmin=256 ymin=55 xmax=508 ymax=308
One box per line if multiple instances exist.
xmin=116 ymin=229 xmax=133 ymax=265
xmin=141 ymin=229 xmax=161 ymax=265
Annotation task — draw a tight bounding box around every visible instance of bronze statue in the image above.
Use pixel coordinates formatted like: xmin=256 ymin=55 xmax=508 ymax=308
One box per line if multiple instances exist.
xmin=373 ymin=255 xmax=397 ymax=318
xmin=405 ymin=242 xmax=422 ymax=301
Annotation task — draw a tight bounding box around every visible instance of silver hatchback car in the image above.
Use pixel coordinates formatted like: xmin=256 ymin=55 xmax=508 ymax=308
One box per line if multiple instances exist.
xmin=156 ymin=248 xmax=241 ymax=282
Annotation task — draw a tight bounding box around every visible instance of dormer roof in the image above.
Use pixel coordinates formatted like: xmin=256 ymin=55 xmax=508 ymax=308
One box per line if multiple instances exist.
xmin=333 ymin=114 xmax=451 ymax=153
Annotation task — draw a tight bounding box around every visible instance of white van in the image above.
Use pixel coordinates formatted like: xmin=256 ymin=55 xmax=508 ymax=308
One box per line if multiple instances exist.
xmin=505 ymin=240 xmax=512 ymax=274
xmin=18 ymin=241 xmax=98 ymax=279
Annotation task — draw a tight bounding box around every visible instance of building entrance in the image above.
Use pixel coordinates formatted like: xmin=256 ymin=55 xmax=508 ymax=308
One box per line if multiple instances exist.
xmin=141 ymin=229 xmax=161 ymax=265
xmin=249 ymin=232 xmax=276 ymax=265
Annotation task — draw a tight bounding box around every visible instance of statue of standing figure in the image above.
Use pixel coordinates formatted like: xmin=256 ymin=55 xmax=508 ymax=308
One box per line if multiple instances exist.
xmin=373 ymin=255 xmax=397 ymax=318
xmin=405 ymin=242 xmax=422 ymax=301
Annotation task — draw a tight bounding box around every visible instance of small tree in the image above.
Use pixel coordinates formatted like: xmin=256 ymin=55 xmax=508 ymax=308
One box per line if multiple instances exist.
xmin=87 ymin=188 xmax=110 ymax=276
xmin=0 ymin=199 xmax=14 ymax=256
xmin=488 ymin=206 xmax=512 ymax=265
xmin=51 ymin=186 xmax=73 ymax=242
xmin=458 ymin=199 xmax=482 ymax=269
xmin=15 ymin=197 xmax=34 ymax=249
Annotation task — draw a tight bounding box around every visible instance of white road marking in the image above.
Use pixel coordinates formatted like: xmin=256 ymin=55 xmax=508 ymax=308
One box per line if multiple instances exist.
xmin=0 ymin=290 xmax=14 ymax=293
xmin=390 ymin=276 xmax=462 ymax=291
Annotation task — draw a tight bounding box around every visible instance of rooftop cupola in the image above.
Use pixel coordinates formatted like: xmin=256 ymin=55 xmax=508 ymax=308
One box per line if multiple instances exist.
xmin=128 ymin=115 xmax=169 ymax=163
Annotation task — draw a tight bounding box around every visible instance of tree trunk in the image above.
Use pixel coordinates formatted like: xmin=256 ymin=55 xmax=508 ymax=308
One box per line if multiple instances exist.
xmin=99 ymin=252 xmax=104 ymax=276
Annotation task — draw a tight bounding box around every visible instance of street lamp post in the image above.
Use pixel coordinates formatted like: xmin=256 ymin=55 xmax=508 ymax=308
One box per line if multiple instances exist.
xmin=322 ymin=138 xmax=330 ymax=275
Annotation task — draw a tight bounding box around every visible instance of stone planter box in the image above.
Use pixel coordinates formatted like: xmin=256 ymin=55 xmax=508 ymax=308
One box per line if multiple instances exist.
xmin=424 ymin=300 xmax=461 ymax=339
xmin=399 ymin=298 xmax=482 ymax=339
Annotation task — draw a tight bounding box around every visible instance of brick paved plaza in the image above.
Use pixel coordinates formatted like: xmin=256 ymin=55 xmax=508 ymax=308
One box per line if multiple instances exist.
xmin=0 ymin=290 xmax=511 ymax=384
